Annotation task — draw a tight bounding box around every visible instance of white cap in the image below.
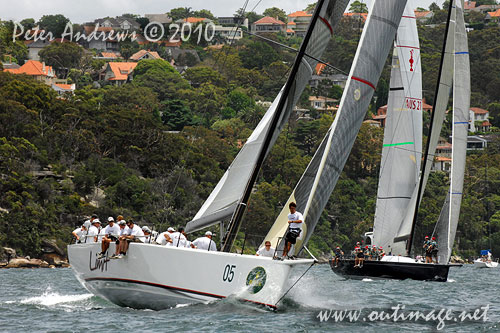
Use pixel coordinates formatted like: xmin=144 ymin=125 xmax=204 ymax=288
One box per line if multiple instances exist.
xmin=205 ymin=231 xmax=212 ymax=236
xmin=142 ymin=226 xmax=151 ymax=233
xmin=118 ymin=220 xmax=126 ymax=225
xmin=93 ymin=219 xmax=101 ymax=224
xmin=108 ymin=216 xmax=114 ymax=222
xmin=167 ymin=227 xmax=175 ymax=232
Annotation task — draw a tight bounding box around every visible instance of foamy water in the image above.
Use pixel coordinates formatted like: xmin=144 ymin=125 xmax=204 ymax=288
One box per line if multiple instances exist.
xmin=0 ymin=265 xmax=498 ymax=332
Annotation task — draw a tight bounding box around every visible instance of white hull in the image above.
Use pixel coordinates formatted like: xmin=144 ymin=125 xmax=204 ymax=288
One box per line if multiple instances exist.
xmin=474 ymin=259 xmax=499 ymax=268
xmin=68 ymin=243 xmax=313 ymax=310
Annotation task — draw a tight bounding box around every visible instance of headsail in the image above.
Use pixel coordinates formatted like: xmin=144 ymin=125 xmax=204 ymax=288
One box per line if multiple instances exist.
xmin=435 ymin=0 xmax=470 ymax=263
xmin=402 ymin=0 xmax=456 ymax=254
xmin=262 ymin=0 xmax=409 ymax=256
xmin=185 ymin=0 xmax=350 ymax=234
xmin=373 ymin=3 xmax=422 ymax=255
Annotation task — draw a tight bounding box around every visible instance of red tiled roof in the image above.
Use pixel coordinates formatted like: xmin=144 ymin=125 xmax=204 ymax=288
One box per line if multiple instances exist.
xmin=107 ymin=62 xmax=138 ymax=81
xmin=287 ymin=21 xmax=296 ymax=25
xmin=129 ymin=49 xmax=162 ymax=61
xmin=343 ymin=12 xmax=368 ymax=21
xmin=184 ymin=17 xmax=208 ymax=23
xmin=286 ymin=28 xmax=295 ymax=33
xmin=471 ymin=107 xmax=488 ymax=114
xmin=464 ymin=1 xmax=476 ymax=10
xmin=414 ymin=11 xmax=432 ymax=18
xmin=254 ymin=16 xmax=286 ymax=25
xmin=288 ymin=11 xmax=312 ymax=18
xmin=481 ymin=120 xmax=491 ymax=126
xmin=488 ymin=9 xmax=500 ymax=17
xmin=53 ymin=83 xmax=74 ymax=90
xmin=435 ymin=156 xmax=451 ymax=162
xmin=4 ymin=60 xmax=54 ymax=77
xmin=315 ymin=62 xmax=326 ymax=75
xmin=163 ymin=40 xmax=182 ymax=47
xmin=101 ymin=52 xmax=119 ymax=58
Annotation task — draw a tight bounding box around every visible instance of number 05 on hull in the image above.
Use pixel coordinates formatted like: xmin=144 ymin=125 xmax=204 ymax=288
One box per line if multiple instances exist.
xmin=68 ymin=243 xmax=313 ymax=310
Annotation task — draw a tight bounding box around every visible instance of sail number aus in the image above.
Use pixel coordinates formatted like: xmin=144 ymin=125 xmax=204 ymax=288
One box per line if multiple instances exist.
xmin=405 ymin=97 xmax=421 ymax=111
xmin=222 ymin=264 xmax=236 ymax=282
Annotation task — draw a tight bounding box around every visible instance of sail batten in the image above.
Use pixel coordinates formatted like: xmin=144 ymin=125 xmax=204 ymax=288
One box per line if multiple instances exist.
xmin=263 ymin=0 xmax=409 ymax=256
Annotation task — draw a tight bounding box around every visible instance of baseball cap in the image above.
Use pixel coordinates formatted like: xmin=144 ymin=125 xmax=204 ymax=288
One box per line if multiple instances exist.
xmin=93 ymin=219 xmax=101 ymax=224
xmin=108 ymin=216 xmax=114 ymax=222
xmin=205 ymin=231 xmax=213 ymax=236
xmin=167 ymin=227 xmax=175 ymax=232
xmin=118 ymin=220 xmax=126 ymax=225
xmin=142 ymin=226 xmax=151 ymax=233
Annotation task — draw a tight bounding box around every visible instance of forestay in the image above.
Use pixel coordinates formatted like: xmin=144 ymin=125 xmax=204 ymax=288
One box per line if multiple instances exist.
xmin=435 ymin=0 xmax=470 ymax=263
xmin=262 ymin=0 xmax=409 ymax=256
xmin=373 ymin=2 xmax=422 ymax=255
xmin=185 ymin=0 xmax=350 ymax=233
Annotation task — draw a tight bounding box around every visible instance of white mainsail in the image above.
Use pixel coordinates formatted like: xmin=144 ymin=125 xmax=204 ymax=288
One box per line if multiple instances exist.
xmin=393 ymin=1 xmax=457 ymax=247
xmin=373 ymin=3 xmax=422 ymax=255
xmin=185 ymin=0 xmax=350 ymax=233
xmin=262 ymin=0 xmax=409 ymax=256
xmin=435 ymin=0 xmax=470 ymax=263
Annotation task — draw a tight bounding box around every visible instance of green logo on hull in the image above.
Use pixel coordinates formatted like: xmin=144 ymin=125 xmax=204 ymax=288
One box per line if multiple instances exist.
xmin=246 ymin=266 xmax=266 ymax=294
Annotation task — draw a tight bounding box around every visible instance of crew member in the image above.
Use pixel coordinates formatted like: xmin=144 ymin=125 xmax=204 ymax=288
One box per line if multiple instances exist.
xmin=431 ymin=236 xmax=439 ymax=263
xmin=72 ymin=221 xmax=90 ymax=243
xmin=282 ymin=202 xmax=303 ymax=259
xmin=333 ymin=246 xmax=344 ymax=267
xmin=192 ymin=231 xmax=217 ymax=251
xmin=256 ymin=241 xmax=275 ymax=257
xmin=98 ymin=217 xmax=120 ymax=258
xmin=423 ymin=236 xmax=433 ymax=263
xmin=111 ymin=220 xmax=144 ymax=259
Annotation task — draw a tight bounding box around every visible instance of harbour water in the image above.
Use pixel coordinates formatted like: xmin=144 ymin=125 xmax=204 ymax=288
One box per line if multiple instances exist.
xmin=0 ymin=264 xmax=498 ymax=332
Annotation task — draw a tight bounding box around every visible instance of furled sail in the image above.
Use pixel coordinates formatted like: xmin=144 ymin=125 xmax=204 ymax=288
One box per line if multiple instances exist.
xmin=373 ymin=3 xmax=422 ymax=255
xmin=435 ymin=0 xmax=470 ymax=263
xmin=185 ymin=0 xmax=350 ymax=233
xmin=262 ymin=0 xmax=409 ymax=256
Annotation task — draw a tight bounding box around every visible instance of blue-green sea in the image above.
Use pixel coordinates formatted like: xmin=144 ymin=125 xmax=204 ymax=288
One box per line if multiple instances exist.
xmin=0 ymin=264 xmax=499 ymax=332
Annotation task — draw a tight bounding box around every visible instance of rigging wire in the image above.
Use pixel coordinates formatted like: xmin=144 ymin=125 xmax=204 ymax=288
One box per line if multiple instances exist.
xmin=274 ymin=262 xmax=316 ymax=307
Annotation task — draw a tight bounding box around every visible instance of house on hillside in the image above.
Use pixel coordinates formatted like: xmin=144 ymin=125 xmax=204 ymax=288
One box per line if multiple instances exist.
xmin=469 ymin=107 xmax=491 ymax=132
xmin=100 ymin=62 xmax=138 ymax=85
xmin=80 ymin=25 xmax=120 ymax=51
xmin=129 ymin=49 xmax=163 ymax=61
xmin=342 ymin=12 xmax=368 ymax=22
xmin=309 ymin=95 xmax=338 ymax=113
xmin=52 ymin=83 xmax=76 ymax=96
xmin=217 ymin=17 xmax=248 ymax=29
xmin=93 ymin=16 xmax=140 ymax=30
xmin=287 ymin=11 xmax=312 ymax=37
xmin=95 ymin=51 xmax=121 ymax=60
xmin=486 ymin=9 xmax=500 ymax=24
xmin=470 ymin=4 xmax=500 ymax=13
xmin=3 ymin=60 xmax=55 ymax=84
xmin=464 ymin=1 xmax=476 ymax=11
xmin=414 ymin=10 xmax=434 ymax=22
xmin=251 ymin=16 xmax=286 ymax=34
xmin=372 ymin=101 xmax=432 ymax=128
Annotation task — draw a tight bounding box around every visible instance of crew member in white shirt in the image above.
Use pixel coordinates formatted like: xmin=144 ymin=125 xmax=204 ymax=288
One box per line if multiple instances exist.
xmin=256 ymin=241 xmax=275 ymax=258
xmin=111 ymin=220 xmax=144 ymax=259
xmin=282 ymin=202 xmax=303 ymax=259
xmin=171 ymin=227 xmax=190 ymax=248
xmin=98 ymin=217 xmax=121 ymax=259
xmin=142 ymin=226 xmax=152 ymax=243
xmin=87 ymin=219 xmax=101 ymax=243
xmin=156 ymin=227 xmax=175 ymax=245
xmin=192 ymin=231 xmax=217 ymax=251
xmin=72 ymin=220 xmax=90 ymax=243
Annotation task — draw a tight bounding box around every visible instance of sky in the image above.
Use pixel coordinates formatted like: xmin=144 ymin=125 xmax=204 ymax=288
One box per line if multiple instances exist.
xmin=1 ymin=0 xmax=447 ymax=24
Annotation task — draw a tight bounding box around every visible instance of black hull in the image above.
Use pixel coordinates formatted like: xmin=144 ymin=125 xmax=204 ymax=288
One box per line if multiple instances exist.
xmin=330 ymin=259 xmax=458 ymax=282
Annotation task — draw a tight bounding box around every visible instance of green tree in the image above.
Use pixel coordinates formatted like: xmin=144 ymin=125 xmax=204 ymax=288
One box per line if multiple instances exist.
xmin=37 ymin=14 xmax=70 ymax=38
xmin=169 ymin=7 xmax=193 ymax=21
xmin=193 ymin=9 xmax=216 ymax=20
xmin=38 ymin=42 xmax=83 ymax=77
xmin=160 ymin=99 xmax=193 ymax=130
xmin=239 ymin=41 xmax=279 ymax=70
xmin=263 ymin=7 xmax=287 ymax=23
xmin=349 ymin=1 xmax=369 ymax=13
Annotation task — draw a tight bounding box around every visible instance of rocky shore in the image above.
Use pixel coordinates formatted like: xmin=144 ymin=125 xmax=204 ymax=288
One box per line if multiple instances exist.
xmin=1 ymin=240 xmax=70 ymax=269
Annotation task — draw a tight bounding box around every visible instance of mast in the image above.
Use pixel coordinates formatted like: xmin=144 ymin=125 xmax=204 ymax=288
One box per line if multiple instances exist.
xmin=406 ymin=0 xmax=455 ymax=256
xmin=221 ymin=0 xmax=327 ymax=252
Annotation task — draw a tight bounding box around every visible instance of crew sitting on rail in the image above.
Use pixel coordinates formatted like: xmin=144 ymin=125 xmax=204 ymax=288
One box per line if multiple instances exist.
xmin=370 ymin=245 xmax=378 ymax=260
xmin=378 ymin=246 xmax=385 ymax=258
xmin=192 ymin=231 xmax=217 ymax=251
xmin=170 ymin=227 xmax=190 ymax=248
xmin=111 ymin=220 xmax=144 ymax=259
xmin=97 ymin=217 xmax=120 ymax=259
xmin=87 ymin=218 xmax=101 ymax=243
xmin=256 ymin=241 xmax=275 ymax=257
xmin=333 ymin=246 xmax=344 ymax=267
xmin=354 ymin=243 xmax=364 ymax=268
